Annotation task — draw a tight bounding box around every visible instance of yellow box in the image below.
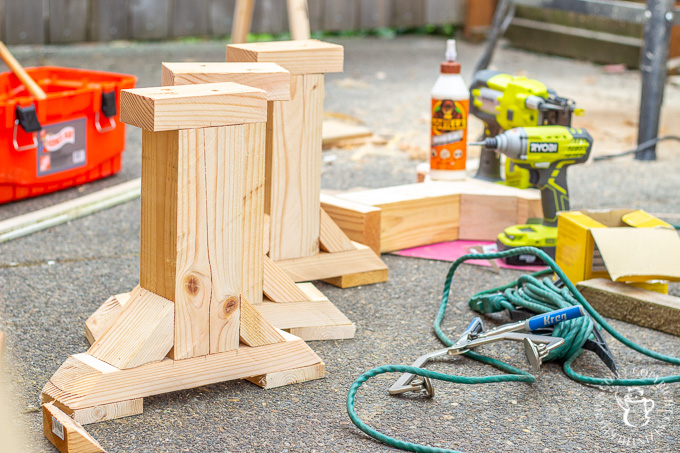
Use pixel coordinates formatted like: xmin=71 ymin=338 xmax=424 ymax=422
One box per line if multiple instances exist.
xmin=556 ymin=209 xmax=680 ymax=289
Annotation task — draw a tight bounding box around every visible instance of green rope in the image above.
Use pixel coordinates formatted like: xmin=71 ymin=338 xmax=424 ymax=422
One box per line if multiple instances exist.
xmin=346 ymin=246 xmax=680 ymax=452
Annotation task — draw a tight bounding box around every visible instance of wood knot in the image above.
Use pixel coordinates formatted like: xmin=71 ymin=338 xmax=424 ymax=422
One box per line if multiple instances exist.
xmin=220 ymin=296 xmax=239 ymax=319
xmin=184 ymin=274 xmax=201 ymax=296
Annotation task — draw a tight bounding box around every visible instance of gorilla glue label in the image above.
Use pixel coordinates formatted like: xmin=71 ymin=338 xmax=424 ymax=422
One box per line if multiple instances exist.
xmin=430 ymin=49 xmax=469 ymax=181
xmin=431 ymin=98 xmax=468 ymax=172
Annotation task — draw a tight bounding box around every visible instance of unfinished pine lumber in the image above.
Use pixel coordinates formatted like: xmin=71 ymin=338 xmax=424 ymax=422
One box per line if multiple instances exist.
xmin=162 ymin=62 xmax=291 ymax=100
xmin=320 ymin=193 xmax=381 ymax=255
xmin=227 ymin=40 xmax=340 ymax=260
xmin=328 ymin=179 xmax=543 ymax=253
xmin=160 ymin=58 xmax=359 ymax=339
xmin=43 ymin=402 xmax=104 ymax=453
xmin=226 ymin=40 xmax=387 ymax=289
xmin=43 ymin=81 xmax=326 ymax=453
xmin=577 ymin=278 xmax=680 ymax=336
xmin=227 ymin=39 xmax=343 ymax=75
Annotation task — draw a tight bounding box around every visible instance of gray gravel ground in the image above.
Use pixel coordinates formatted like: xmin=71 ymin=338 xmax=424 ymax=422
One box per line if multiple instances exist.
xmin=0 ymin=36 xmax=679 ymax=453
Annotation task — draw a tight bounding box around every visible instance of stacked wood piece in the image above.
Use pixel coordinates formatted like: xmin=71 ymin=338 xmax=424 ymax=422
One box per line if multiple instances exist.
xmin=226 ymin=39 xmax=388 ymax=288
xmin=42 ymin=82 xmax=324 ymax=453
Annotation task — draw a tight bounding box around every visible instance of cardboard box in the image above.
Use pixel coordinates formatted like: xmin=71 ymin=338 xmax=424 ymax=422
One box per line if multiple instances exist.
xmin=556 ymin=209 xmax=680 ymax=285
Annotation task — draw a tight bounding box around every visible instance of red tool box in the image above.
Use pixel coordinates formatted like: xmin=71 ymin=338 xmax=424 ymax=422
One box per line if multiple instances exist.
xmin=0 ymin=66 xmax=136 ymax=204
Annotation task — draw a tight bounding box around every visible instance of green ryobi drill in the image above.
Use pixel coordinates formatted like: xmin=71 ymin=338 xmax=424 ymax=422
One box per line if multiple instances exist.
xmin=470 ymin=125 xmax=593 ymax=265
xmin=469 ymin=70 xmax=583 ymax=187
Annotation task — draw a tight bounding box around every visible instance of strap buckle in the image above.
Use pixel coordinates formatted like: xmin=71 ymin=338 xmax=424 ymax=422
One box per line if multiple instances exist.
xmin=13 ymin=104 xmax=42 ymax=152
xmin=95 ymin=90 xmax=117 ymax=133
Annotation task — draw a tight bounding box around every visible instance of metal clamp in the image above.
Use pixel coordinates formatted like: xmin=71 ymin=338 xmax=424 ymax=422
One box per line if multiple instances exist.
xmin=94 ymin=111 xmax=116 ymax=133
xmin=12 ymin=120 xmax=38 ymax=152
xmin=389 ymin=306 xmax=585 ymax=397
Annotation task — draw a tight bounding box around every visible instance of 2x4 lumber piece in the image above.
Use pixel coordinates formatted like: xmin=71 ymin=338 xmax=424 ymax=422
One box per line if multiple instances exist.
xmin=265 ymin=73 xmax=324 ymax=260
xmin=275 ymin=242 xmax=388 ymax=284
xmin=85 ymin=292 xmax=132 ymax=345
xmin=88 ymin=287 xmax=174 ymax=370
xmin=43 ymin=402 xmax=104 ymax=453
xmin=323 ymin=268 xmax=389 ymax=289
xmin=263 ymin=255 xmax=313 ymax=302
xmin=140 ymin=126 xmax=247 ymax=359
xmin=241 ymin=122 xmax=267 ymax=305
xmin=73 ymin=399 xmax=143 ymax=426
xmin=263 ymin=214 xmax=270 ymax=255
xmin=239 ymin=297 xmax=286 ymax=347
xmin=42 ymin=334 xmax=321 ymax=410
xmin=320 ymin=193 xmax=381 ymax=255
xmin=227 ymin=39 xmax=343 ymax=75
xmin=461 ymin=178 xmax=542 ymax=237
xmin=246 ymin=363 xmax=325 ymax=389
xmin=319 ymin=207 xmax=356 ymax=253
xmin=337 ymin=182 xmax=462 ymax=253
xmin=120 ymin=82 xmax=267 ymax=131
xmin=160 ymin=66 xmax=274 ymax=306
xmin=577 ymin=279 xmax=680 ymax=336
xmin=161 ymin=62 xmax=291 ymax=101
xmin=255 ymin=283 xmax=355 ymax=340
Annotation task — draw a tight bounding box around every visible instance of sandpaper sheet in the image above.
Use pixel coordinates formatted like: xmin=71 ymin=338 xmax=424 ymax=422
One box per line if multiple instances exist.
xmin=393 ymin=240 xmax=547 ymax=272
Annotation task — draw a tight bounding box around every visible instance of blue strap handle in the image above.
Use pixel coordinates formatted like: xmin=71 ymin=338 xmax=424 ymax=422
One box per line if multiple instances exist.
xmin=526 ymin=306 xmax=585 ymax=331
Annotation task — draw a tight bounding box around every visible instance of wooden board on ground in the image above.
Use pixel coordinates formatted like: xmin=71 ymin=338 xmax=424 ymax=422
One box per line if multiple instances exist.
xmin=336 ymin=182 xmax=462 ymax=252
xmin=73 ymin=399 xmax=143 ymax=426
xmin=43 ymin=402 xmax=104 ymax=453
xmin=42 ymin=333 xmax=321 ymax=411
xmin=246 ymin=363 xmax=325 ymax=389
xmin=322 ymin=119 xmax=373 ymax=148
xmin=332 ymin=179 xmax=542 ymax=252
xmin=577 ymin=278 xmax=680 ymax=336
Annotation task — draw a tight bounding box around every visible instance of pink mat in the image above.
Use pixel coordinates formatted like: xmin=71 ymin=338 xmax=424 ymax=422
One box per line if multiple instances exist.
xmin=393 ymin=240 xmax=547 ymax=272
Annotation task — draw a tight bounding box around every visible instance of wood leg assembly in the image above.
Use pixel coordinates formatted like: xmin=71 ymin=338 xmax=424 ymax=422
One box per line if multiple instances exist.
xmin=43 ymin=83 xmax=328 ymax=452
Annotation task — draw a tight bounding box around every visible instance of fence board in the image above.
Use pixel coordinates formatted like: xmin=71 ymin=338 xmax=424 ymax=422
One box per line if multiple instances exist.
xmin=251 ymin=0 xmax=287 ymax=35
xmin=324 ymin=0 xmax=357 ymax=31
xmin=208 ymin=0 xmax=237 ymax=36
xmin=0 ymin=0 xmax=4 ymax=42
xmin=2 ymin=0 xmax=470 ymax=44
xmin=425 ymin=0 xmax=466 ymax=25
xmin=307 ymin=0 xmax=324 ymax=31
xmin=172 ymin=0 xmax=208 ymax=37
xmin=391 ymin=0 xmax=424 ymax=27
xmin=360 ymin=0 xmax=391 ymax=29
xmin=4 ymin=0 xmax=45 ymax=44
xmin=49 ymin=0 xmax=89 ymax=43
xmin=130 ymin=0 xmax=170 ymax=40
xmin=91 ymin=0 xmax=129 ymax=41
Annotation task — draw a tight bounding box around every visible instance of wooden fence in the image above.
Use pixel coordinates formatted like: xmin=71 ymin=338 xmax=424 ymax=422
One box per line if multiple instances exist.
xmin=1 ymin=0 xmax=466 ymax=45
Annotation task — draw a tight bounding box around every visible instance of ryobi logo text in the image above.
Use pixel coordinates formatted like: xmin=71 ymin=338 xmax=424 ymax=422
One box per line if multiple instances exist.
xmin=529 ymin=142 xmax=558 ymax=153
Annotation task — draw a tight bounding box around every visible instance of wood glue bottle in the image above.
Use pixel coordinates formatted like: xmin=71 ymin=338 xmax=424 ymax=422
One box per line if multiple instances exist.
xmin=430 ymin=39 xmax=469 ymax=180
